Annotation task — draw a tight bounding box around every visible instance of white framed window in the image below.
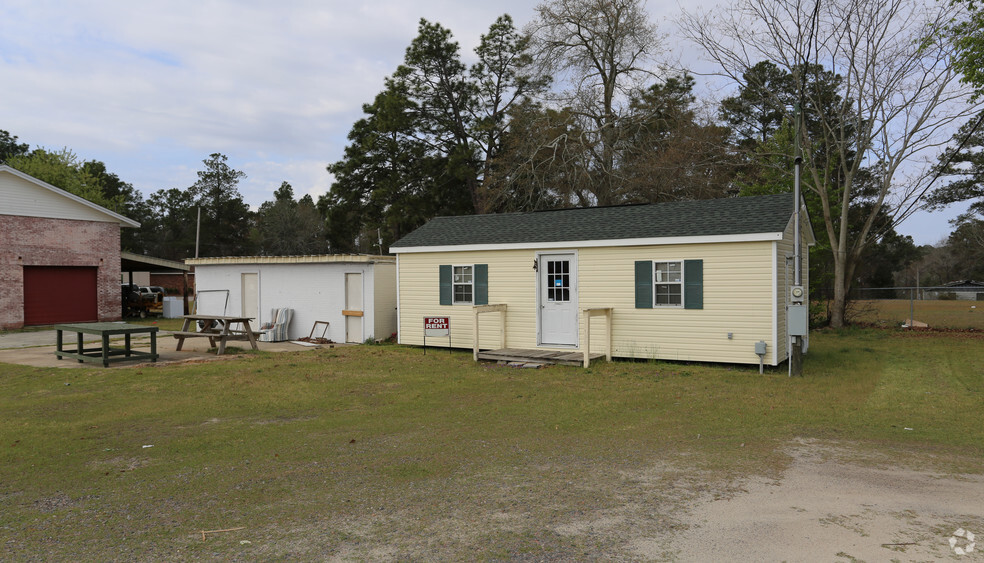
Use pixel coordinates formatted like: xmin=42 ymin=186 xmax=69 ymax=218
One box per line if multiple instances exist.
xmin=545 ymin=258 xmax=571 ymax=302
xmin=453 ymin=265 xmax=473 ymax=304
xmin=654 ymin=261 xmax=683 ymax=306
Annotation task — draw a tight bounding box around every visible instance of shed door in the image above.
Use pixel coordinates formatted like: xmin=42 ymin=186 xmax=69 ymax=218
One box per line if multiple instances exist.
xmin=345 ymin=273 xmax=363 ymax=343
xmin=538 ymin=253 xmax=578 ymax=347
xmin=23 ymin=266 xmax=98 ymax=325
xmin=241 ymin=273 xmax=258 ymax=321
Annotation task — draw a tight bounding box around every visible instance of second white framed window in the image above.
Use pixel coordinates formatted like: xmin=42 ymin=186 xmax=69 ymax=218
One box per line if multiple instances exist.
xmin=654 ymin=261 xmax=683 ymax=306
xmin=453 ymin=265 xmax=473 ymax=304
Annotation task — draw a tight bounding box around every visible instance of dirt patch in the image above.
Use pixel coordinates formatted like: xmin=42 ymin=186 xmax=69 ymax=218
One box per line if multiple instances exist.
xmin=32 ymin=494 xmax=75 ymax=513
xmin=653 ymin=439 xmax=984 ymax=561
xmin=10 ymin=439 xmax=982 ymax=560
xmin=197 ymin=439 xmax=984 ymax=560
xmin=87 ymin=456 xmax=151 ymax=473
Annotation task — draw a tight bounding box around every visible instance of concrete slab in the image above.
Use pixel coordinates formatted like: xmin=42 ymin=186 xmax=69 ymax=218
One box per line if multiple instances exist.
xmin=0 ymin=329 xmax=81 ymax=350
xmin=0 ymin=330 xmax=336 ymax=369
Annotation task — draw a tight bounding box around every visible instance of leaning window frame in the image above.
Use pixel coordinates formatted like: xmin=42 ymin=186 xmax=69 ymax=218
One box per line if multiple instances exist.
xmin=652 ymin=260 xmax=684 ymax=307
xmin=452 ymin=264 xmax=474 ymax=304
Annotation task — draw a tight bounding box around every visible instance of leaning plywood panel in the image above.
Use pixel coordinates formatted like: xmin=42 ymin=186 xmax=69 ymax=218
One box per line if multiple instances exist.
xmin=373 ymin=262 xmax=398 ymax=341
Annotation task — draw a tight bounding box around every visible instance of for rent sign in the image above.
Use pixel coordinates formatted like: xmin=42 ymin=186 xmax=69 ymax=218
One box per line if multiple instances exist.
xmin=424 ymin=316 xmax=450 ymax=337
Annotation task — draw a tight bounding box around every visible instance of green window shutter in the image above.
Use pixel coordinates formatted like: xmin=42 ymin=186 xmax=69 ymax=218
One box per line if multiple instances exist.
xmin=684 ymin=259 xmax=703 ymax=310
xmin=635 ymin=260 xmax=653 ymax=308
xmin=439 ymin=265 xmax=452 ymax=305
xmin=474 ymin=264 xmax=488 ymax=305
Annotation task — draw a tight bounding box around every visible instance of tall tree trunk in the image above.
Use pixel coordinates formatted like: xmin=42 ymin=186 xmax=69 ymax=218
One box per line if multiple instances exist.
xmin=469 ymin=175 xmax=485 ymax=215
xmin=830 ymin=251 xmax=847 ymax=328
xmin=829 ymin=247 xmax=860 ymax=328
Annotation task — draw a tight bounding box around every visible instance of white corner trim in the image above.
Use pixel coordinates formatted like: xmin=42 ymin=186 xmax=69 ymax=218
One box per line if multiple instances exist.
xmin=395 ymin=254 xmax=402 ymax=345
xmin=772 ymin=240 xmax=779 ymax=366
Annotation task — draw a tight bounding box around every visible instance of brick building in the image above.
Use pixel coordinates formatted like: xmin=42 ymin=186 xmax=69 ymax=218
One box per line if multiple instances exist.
xmin=0 ymin=165 xmax=140 ymax=329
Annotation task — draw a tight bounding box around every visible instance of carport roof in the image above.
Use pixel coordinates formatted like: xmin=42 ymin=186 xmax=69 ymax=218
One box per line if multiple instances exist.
xmin=121 ymin=251 xmax=190 ymax=273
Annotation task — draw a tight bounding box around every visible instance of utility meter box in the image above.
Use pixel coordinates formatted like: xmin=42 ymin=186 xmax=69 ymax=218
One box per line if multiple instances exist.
xmin=790 ymin=285 xmax=806 ymax=304
xmin=789 ymin=304 xmax=809 ymax=336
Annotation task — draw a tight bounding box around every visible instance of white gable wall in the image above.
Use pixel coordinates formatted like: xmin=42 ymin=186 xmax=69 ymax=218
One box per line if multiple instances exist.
xmin=194 ymin=262 xmax=387 ymax=342
xmin=0 ymin=168 xmax=137 ymax=225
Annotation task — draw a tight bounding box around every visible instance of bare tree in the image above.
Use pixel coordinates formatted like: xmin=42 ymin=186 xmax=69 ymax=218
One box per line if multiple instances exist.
xmin=484 ymin=102 xmax=592 ymax=212
xmin=620 ymin=75 xmax=738 ymax=203
xmin=681 ymin=0 xmax=981 ymax=327
xmin=526 ymin=0 xmax=665 ymax=205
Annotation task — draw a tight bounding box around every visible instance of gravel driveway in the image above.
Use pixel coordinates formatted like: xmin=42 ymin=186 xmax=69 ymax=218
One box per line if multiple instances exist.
xmin=648 ymin=440 xmax=983 ymax=561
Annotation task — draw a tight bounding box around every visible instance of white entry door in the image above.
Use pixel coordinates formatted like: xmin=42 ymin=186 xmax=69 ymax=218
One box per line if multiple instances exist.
xmin=345 ymin=273 xmax=363 ymax=343
xmin=241 ymin=273 xmax=258 ymax=321
xmin=538 ymin=252 xmax=578 ymax=346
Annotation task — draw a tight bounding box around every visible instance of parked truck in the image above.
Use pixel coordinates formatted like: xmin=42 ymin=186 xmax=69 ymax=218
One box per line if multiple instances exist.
xmin=121 ymin=284 xmax=162 ymax=318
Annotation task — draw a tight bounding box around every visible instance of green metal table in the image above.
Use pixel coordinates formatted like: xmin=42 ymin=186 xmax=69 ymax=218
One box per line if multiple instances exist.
xmin=54 ymin=322 xmax=159 ymax=367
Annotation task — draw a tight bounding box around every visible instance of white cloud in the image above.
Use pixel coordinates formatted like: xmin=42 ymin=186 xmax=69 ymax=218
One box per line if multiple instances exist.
xmin=239 ymin=157 xmax=333 ymax=208
xmin=1 ymin=1 xmax=538 ymax=204
xmin=0 ymin=0 xmax=964 ymax=245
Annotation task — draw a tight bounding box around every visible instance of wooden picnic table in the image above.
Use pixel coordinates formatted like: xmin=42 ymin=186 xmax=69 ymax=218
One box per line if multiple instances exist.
xmin=54 ymin=322 xmax=159 ymax=367
xmin=173 ymin=315 xmax=259 ymax=355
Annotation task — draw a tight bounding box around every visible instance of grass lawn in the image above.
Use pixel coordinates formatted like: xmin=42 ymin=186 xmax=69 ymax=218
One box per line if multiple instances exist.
xmin=850 ymin=298 xmax=984 ymax=330
xmin=1 ymin=329 xmax=982 ymax=559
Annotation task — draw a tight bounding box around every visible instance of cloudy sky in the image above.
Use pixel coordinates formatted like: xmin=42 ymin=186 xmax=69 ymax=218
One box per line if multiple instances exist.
xmin=0 ymin=0 xmax=966 ymax=245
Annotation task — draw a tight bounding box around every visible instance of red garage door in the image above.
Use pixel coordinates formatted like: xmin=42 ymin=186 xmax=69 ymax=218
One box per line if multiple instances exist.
xmin=23 ymin=266 xmax=99 ymax=325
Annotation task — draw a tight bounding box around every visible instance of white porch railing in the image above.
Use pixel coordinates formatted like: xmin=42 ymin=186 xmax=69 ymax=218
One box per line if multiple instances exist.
xmin=581 ymin=307 xmax=613 ymax=368
xmin=473 ymin=304 xmax=507 ymax=361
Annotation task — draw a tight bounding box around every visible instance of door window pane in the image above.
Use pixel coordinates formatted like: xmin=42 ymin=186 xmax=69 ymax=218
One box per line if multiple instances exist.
xmin=545 ymin=261 xmax=570 ymax=302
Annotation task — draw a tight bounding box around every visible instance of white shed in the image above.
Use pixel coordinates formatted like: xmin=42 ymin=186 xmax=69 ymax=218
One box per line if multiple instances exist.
xmin=186 ymin=255 xmax=397 ymax=343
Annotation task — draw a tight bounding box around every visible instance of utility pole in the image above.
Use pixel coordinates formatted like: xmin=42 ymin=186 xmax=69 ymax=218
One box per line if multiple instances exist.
xmin=790 ymin=103 xmax=804 ymax=377
xmin=195 ymin=206 xmax=201 ymax=259
xmin=790 ymin=154 xmax=804 ymax=376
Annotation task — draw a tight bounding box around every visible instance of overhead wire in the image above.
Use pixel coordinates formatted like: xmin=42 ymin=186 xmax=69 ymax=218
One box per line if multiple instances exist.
xmin=892 ymin=109 xmax=984 ymax=227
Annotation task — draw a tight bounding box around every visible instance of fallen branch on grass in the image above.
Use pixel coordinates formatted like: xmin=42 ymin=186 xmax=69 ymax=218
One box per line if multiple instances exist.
xmin=197 ymin=527 xmax=245 ymax=541
xmin=881 ymin=542 xmax=917 ymax=547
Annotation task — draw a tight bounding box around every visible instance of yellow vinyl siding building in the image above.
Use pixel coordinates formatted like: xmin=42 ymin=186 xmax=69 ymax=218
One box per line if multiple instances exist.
xmin=392 ymin=194 xmax=813 ymax=366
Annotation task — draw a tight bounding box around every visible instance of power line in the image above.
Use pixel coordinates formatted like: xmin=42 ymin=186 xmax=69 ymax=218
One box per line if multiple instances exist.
xmin=894 ymin=110 xmax=984 ymax=228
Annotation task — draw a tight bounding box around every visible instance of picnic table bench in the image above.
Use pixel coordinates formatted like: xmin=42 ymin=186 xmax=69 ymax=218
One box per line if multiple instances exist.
xmin=173 ymin=315 xmax=259 ymax=355
xmin=54 ymin=322 xmax=159 ymax=367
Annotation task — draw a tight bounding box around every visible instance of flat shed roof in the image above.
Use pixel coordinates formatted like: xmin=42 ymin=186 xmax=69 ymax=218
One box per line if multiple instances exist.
xmin=186 ymin=254 xmax=395 ymax=266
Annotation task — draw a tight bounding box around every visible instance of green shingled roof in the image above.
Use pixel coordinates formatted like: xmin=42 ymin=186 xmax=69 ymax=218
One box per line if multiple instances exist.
xmin=391 ymin=193 xmax=797 ymax=249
